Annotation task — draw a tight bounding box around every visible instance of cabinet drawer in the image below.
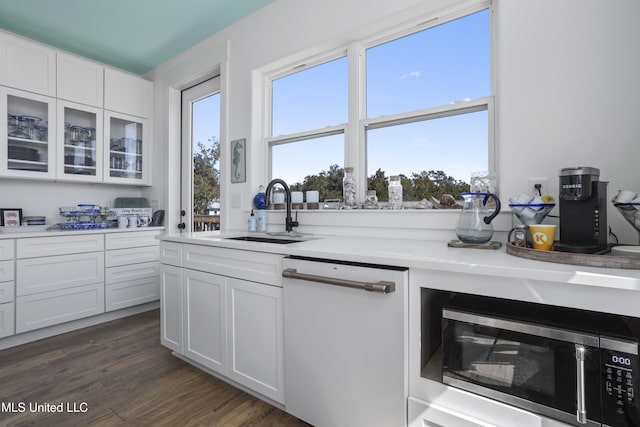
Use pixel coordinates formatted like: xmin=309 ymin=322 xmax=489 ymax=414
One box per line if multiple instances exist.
xmin=17 ymin=252 xmax=104 ymax=296
xmin=105 ymin=230 xmax=162 ymax=250
xmin=0 ymin=259 xmax=14 ymax=283
xmin=183 ymin=244 xmax=283 ymax=286
xmin=0 ymin=239 xmax=14 ymax=260
xmin=160 ymin=241 xmax=182 ymax=267
xmin=106 ymin=261 xmax=158 ymax=284
xmin=105 ymin=246 xmax=159 ymax=267
xmin=0 ymin=302 xmax=15 ymax=338
xmin=16 ymin=283 xmax=104 ymax=333
xmin=17 ymin=234 xmax=104 ymax=258
xmin=0 ymin=281 xmax=14 ymax=304
xmin=105 ymin=276 xmax=159 ymax=312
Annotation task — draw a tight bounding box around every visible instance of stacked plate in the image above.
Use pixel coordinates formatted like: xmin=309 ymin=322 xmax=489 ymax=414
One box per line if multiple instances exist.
xmin=23 ymin=216 xmax=45 ymax=226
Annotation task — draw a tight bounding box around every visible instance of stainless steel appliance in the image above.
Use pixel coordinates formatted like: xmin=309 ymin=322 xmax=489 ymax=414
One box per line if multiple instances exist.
xmin=556 ymin=166 xmax=608 ymax=253
xmin=442 ymin=294 xmax=640 ymax=426
xmin=282 ymin=256 xmax=408 ymax=427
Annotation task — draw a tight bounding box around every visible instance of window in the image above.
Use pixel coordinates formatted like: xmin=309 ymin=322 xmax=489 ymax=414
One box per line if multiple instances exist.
xmin=269 ymin=56 xmax=348 ymax=198
xmin=267 ymin=2 xmax=492 ymax=206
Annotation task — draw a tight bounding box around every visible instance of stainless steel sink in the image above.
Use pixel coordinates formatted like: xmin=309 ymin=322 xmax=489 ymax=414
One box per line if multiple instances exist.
xmin=225 ymin=236 xmax=305 ymax=244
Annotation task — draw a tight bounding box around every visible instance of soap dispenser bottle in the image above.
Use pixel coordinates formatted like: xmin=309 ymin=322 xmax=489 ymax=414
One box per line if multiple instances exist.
xmin=248 ymin=210 xmax=257 ymax=232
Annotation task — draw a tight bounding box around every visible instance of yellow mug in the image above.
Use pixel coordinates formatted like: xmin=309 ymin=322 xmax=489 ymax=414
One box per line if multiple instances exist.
xmin=529 ymin=224 xmax=556 ymax=251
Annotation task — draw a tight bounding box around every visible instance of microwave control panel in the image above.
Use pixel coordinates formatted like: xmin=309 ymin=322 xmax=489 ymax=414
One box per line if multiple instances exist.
xmin=601 ymin=347 xmax=640 ymax=426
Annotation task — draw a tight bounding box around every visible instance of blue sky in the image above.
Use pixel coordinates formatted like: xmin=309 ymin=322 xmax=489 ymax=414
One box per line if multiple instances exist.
xmin=192 ymin=93 xmax=220 ymax=152
xmin=193 ymin=9 xmax=489 ymax=188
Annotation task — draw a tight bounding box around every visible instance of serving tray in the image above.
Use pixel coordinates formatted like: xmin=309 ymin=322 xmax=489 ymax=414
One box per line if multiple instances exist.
xmin=506 ymin=242 xmax=640 ymax=269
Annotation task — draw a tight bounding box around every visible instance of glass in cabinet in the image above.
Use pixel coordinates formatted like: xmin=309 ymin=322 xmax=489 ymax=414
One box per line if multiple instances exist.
xmin=0 ymin=87 xmax=56 ymax=179
xmin=104 ymin=110 xmax=150 ymax=185
xmin=56 ymin=100 xmax=103 ymax=181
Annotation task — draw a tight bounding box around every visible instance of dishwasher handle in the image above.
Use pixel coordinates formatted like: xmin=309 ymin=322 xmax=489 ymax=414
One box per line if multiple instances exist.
xmin=282 ymin=268 xmax=395 ymax=294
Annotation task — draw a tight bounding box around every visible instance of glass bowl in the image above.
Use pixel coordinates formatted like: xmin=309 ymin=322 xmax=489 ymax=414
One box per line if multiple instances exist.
xmin=613 ymin=203 xmax=640 ymax=233
xmin=509 ymin=203 xmax=556 ymax=226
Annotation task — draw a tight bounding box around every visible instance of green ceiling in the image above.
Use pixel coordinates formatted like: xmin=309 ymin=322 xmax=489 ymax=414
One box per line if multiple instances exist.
xmin=0 ymin=0 xmax=274 ymax=75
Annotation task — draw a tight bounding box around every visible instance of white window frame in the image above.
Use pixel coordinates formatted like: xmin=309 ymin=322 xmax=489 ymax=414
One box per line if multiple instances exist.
xmin=262 ymin=0 xmax=494 ymax=206
xmin=265 ymin=48 xmax=349 ymax=180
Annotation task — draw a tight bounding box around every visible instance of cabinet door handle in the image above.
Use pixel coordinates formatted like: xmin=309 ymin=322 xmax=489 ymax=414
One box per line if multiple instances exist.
xmin=575 ymin=345 xmax=587 ymax=424
xmin=282 ymin=268 xmax=395 ymax=294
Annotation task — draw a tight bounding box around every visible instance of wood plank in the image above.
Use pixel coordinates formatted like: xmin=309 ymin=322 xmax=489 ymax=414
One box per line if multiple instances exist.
xmin=0 ymin=309 xmax=309 ymax=426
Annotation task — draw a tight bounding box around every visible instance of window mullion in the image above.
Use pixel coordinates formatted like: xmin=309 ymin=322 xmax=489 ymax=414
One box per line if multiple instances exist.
xmin=347 ymin=41 xmax=366 ymax=202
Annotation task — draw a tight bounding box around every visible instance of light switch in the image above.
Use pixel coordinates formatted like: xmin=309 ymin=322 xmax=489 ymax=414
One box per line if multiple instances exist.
xmin=231 ymin=194 xmax=242 ymax=209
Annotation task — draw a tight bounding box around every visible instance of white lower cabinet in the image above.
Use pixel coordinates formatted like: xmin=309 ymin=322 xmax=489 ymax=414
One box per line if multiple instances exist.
xmin=160 ymin=264 xmax=182 ymax=353
xmin=105 ymin=276 xmax=159 ymax=312
xmin=104 ymin=231 xmax=160 ymax=312
xmin=16 ymin=283 xmax=104 ymax=333
xmin=15 ymin=235 xmax=105 ymax=333
xmin=227 ymin=277 xmax=284 ymax=403
xmin=0 ymin=240 xmax=15 ymax=338
xmin=160 ymin=242 xmax=284 ymax=404
xmin=183 ymin=268 xmax=226 ymax=374
xmin=17 ymin=251 xmax=104 ymax=296
xmin=0 ymin=302 xmax=15 ymax=338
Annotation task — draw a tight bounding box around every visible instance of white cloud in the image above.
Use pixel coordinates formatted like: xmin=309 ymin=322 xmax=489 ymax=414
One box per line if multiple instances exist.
xmin=449 ymin=97 xmax=473 ymax=104
xmin=401 ymin=70 xmax=421 ymax=80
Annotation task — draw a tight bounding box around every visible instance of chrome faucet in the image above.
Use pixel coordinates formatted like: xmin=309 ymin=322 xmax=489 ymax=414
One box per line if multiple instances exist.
xmin=265 ymin=178 xmax=299 ymax=233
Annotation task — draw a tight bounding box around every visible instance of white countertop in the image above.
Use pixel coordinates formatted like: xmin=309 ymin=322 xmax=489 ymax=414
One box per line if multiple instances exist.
xmin=0 ymin=225 xmax=165 ymax=239
xmin=161 ymin=230 xmax=640 ymax=292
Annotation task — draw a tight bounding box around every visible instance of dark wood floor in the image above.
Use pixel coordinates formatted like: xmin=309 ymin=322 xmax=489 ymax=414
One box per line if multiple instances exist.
xmin=0 ymin=309 xmax=310 ymax=427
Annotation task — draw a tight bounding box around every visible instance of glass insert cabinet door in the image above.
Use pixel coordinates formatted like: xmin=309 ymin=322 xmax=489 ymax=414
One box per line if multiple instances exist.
xmin=104 ymin=110 xmax=150 ymax=185
xmin=0 ymin=86 xmax=56 ymax=179
xmin=56 ymin=100 xmax=103 ymax=182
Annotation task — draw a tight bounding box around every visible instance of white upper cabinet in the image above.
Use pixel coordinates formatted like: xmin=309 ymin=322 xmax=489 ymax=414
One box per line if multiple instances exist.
xmin=0 ymin=31 xmax=56 ymax=97
xmin=0 ymin=30 xmax=152 ymax=185
xmin=56 ymin=52 xmax=104 ymax=108
xmin=104 ymin=68 xmax=152 ymax=119
xmin=56 ymin=100 xmax=104 ymax=182
xmin=0 ymin=86 xmax=57 ymax=180
xmin=104 ymin=110 xmax=151 ymax=185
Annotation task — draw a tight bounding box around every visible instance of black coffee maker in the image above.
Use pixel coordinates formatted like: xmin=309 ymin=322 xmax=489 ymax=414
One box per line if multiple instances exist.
xmin=556 ymin=166 xmax=608 ymax=253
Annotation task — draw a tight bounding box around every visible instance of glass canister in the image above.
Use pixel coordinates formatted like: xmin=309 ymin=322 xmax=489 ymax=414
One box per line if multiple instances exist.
xmin=343 ymin=167 xmax=357 ymax=209
xmin=364 ymin=190 xmax=379 ymax=209
xmin=388 ymin=175 xmax=403 ymax=209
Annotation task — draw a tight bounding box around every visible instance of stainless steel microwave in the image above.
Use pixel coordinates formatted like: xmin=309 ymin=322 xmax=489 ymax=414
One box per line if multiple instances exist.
xmin=442 ymin=295 xmax=640 ymax=426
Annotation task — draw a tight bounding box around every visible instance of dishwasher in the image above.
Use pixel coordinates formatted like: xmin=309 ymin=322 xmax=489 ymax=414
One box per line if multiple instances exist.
xmin=282 ymin=256 xmax=408 ymax=427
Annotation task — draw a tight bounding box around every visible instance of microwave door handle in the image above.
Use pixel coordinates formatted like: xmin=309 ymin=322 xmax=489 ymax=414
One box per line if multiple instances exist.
xmin=575 ymin=345 xmax=587 ymax=424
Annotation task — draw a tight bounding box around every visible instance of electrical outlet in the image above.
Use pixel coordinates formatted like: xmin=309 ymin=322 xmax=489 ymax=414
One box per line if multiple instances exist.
xmin=231 ymin=194 xmax=242 ymax=209
xmin=528 ymin=177 xmax=548 ymax=196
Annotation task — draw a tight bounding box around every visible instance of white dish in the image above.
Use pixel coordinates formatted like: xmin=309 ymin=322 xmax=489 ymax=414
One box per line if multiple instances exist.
xmin=611 ymin=245 xmax=640 ymax=257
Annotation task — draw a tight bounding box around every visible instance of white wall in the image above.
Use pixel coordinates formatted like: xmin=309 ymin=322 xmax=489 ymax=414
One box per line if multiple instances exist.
xmin=147 ymin=0 xmax=640 ymax=243
xmin=496 ymin=0 xmax=640 ymax=244
xmin=0 ymin=179 xmax=144 ymax=225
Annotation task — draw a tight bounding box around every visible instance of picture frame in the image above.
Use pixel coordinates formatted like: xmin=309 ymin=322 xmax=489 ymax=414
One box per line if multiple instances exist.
xmin=230 ymin=138 xmax=246 ymax=183
xmin=0 ymin=208 xmax=23 ymax=227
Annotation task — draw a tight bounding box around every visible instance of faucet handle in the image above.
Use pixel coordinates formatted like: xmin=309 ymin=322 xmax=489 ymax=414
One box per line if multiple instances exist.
xmin=289 ymin=210 xmax=299 ymax=229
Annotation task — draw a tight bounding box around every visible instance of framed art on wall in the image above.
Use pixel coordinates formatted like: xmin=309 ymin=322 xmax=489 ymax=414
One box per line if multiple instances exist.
xmin=0 ymin=208 xmax=23 ymax=226
xmin=231 ymin=138 xmax=246 ymax=183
